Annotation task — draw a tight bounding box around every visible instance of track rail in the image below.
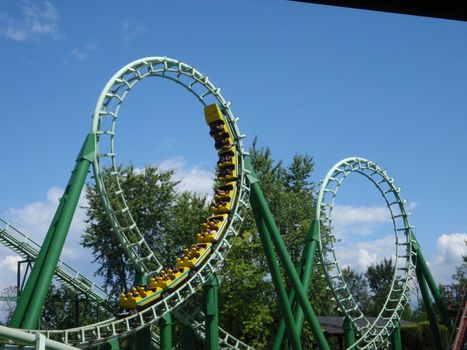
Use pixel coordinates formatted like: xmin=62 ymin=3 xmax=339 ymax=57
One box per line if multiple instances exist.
xmin=0 ymin=218 xmax=110 ymax=308
xmin=0 ymin=217 xmax=254 ymax=349
xmin=316 ymin=157 xmax=416 ymax=349
xmin=0 ymin=57 xmax=251 ymax=349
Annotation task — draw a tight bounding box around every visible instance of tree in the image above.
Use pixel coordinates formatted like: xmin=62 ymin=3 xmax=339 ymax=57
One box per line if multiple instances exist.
xmin=341 ymin=267 xmax=370 ymax=314
xmin=0 ymin=286 xmax=18 ymax=325
xmin=218 ymin=138 xmax=334 ymax=347
xmin=80 ymin=140 xmax=331 ymax=347
xmin=81 ymin=165 xmax=208 ymax=296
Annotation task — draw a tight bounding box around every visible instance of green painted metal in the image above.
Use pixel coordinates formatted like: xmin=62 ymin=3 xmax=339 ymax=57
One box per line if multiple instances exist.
xmin=251 ymin=200 xmax=303 ymax=350
xmin=344 ymin=317 xmax=356 ymax=348
xmin=316 ymin=157 xmax=416 ymax=349
xmin=10 ymin=133 xmax=95 ymax=329
xmin=416 ymin=262 xmax=444 ymax=350
xmin=390 ymin=322 xmax=401 ymax=350
xmin=247 ymin=158 xmax=329 ymax=350
xmin=159 ymin=313 xmax=173 ymax=350
xmin=204 ymin=275 xmax=219 ymax=350
xmin=272 ymin=219 xmax=320 ymax=349
xmin=107 ymin=339 xmax=120 ymax=350
xmin=411 ymin=234 xmax=453 ymax=332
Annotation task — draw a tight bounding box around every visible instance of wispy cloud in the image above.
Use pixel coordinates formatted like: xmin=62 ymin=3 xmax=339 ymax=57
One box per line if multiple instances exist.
xmin=159 ymin=157 xmax=214 ymax=196
xmin=71 ymin=41 xmax=97 ymax=61
xmin=0 ymin=1 xmax=61 ymax=41
xmin=4 ymin=187 xmax=88 ymax=262
xmin=120 ymin=20 xmax=145 ymax=43
xmin=335 ymin=235 xmax=396 ymax=272
xmin=332 ymin=204 xmax=391 ymax=237
xmin=331 ymin=232 xmax=467 ymax=285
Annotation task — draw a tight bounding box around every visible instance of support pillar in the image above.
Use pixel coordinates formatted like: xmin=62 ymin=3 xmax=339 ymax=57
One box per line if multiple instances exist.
xmin=390 ymin=322 xmax=402 ymax=350
xmin=343 ymin=316 xmax=355 ymax=348
xmin=204 ymin=274 xmax=219 ymax=350
xmin=159 ymin=313 xmax=173 ymax=350
xmin=273 ymin=220 xmax=320 ymax=349
xmin=246 ymin=157 xmax=330 ymax=350
xmin=416 ymin=263 xmax=444 ymax=350
xmin=10 ymin=133 xmax=95 ymax=329
xmin=249 ymin=185 xmax=329 ymax=350
xmin=107 ymin=338 xmax=120 ymax=350
xmin=252 ymin=210 xmax=302 ymax=350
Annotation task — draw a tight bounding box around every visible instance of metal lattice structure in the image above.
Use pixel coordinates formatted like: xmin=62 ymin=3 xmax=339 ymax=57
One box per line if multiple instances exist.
xmin=0 ymin=56 xmax=452 ymax=350
xmin=316 ymin=157 xmax=416 ymax=349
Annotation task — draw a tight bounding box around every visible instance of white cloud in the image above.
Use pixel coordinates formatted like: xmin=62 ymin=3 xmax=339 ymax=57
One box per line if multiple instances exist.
xmin=332 ymin=204 xmax=391 ymax=238
xmin=0 ymin=1 xmax=60 ymax=41
xmin=335 ymin=235 xmax=396 ymax=272
xmin=159 ymin=157 xmax=214 ymax=196
xmin=330 ymin=232 xmax=467 ymax=286
xmin=428 ymin=233 xmax=467 ymax=285
xmin=0 ymin=255 xmax=21 ymax=274
xmin=71 ymin=41 xmax=97 ymax=61
xmin=4 ymin=187 xmax=88 ymax=262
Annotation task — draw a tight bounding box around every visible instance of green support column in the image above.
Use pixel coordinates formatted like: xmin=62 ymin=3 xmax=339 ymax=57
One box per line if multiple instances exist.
xmin=131 ymin=270 xmax=151 ymax=350
xmin=181 ymin=323 xmax=196 ymax=350
xmin=416 ymin=263 xmax=444 ymax=350
xmin=249 ymin=181 xmax=329 ymax=350
xmin=273 ymin=220 xmax=320 ymax=350
xmin=107 ymin=338 xmax=120 ymax=350
xmin=413 ymin=243 xmax=452 ymax=331
xmin=246 ymin=157 xmax=329 ymax=350
xmin=343 ymin=316 xmax=356 ymax=348
xmin=251 ymin=207 xmax=303 ymax=350
xmin=159 ymin=313 xmax=173 ymax=350
xmin=10 ymin=133 xmax=95 ymax=329
xmin=204 ymin=274 xmax=219 ymax=350
xmin=390 ymin=322 xmax=402 ymax=350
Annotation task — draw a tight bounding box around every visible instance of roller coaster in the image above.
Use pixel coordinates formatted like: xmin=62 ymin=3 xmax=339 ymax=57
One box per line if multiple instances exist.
xmin=0 ymin=57 xmax=455 ymax=349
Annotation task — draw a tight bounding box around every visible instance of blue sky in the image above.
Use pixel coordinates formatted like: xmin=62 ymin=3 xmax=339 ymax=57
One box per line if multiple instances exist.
xmin=0 ymin=0 xmax=466 ymax=302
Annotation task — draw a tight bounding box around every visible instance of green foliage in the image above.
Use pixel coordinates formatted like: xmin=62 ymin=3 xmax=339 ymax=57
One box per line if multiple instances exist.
xmin=81 ymin=165 xmax=208 ymax=296
xmin=40 ymin=284 xmax=111 ymax=329
xmin=401 ymin=321 xmax=449 ymax=350
xmin=364 ymin=258 xmax=396 ymax=316
xmin=400 ymin=323 xmax=423 ymax=350
xmin=341 ymin=267 xmax=370 ymax=313
xmin=218 ymin=138 xmax=334 ymax=347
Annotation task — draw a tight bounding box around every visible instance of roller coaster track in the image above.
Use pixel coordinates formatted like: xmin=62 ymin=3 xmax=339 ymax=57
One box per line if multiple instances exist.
xmin=316 ymin=157 xmax=416 ymax=349
xmin=0 ymin=57 xmax=254 ymax=349
xmin=0 ymin=218 xmax=111 ymax=310
xmin=0 ymin=218 xmax=253 ymax=350
xmin=2 ymin=57 xmax=445 ymax=350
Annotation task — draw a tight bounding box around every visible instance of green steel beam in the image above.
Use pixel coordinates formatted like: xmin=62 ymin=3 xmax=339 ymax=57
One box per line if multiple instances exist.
xmin=273 ymin=220 xmax=320 ymax=349
xmin=390 ymin=322 xmax=401 ymax=350
xmin=249 ymin=182 xmax=330 ymax=350
xmin=159 ymin=313 xmax=173 ymax=350
xmin=416 ymin=263 xmax=444 ymax=350
xmin=10 ymin=133 xmax=95 ymax=329
xmin=251 ymin=205 xmax=303 ymax=350
xmin=343 ymin=316 xmax=356 ymax=348
xmin=411 ymin=232 xmax=452 ymax=332
xmin=246 ymin=157 xmax=329 ymax=350
xmin=204 ymin=275 xmax=219 ymax=350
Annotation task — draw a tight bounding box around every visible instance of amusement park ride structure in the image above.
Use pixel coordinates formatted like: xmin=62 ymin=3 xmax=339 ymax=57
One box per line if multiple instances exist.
xmin=0 ymin=57 xmax=456 ymax=349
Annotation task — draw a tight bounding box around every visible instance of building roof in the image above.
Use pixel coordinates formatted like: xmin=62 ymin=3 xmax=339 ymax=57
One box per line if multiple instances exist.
xmin=318 ymin=316 xmax=413 ymax=335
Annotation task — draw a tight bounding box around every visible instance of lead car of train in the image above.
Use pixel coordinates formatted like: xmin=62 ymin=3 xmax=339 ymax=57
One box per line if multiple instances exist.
xmin=119 ymin=104 xmax=240 ymax=312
